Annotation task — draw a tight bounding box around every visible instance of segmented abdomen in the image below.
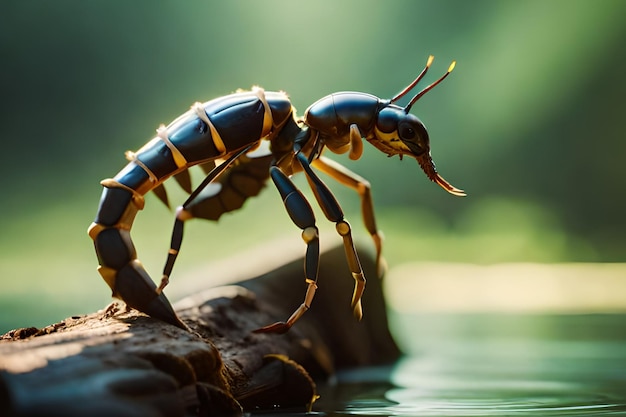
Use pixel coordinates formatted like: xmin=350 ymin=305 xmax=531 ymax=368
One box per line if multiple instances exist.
xmin=112 ymin=88 xmax=292 ymax=198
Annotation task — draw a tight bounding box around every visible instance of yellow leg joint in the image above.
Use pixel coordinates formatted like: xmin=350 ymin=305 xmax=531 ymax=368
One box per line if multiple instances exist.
xmin=301 ymin=226 xmax=318 ymax=243
xmin=304 ymin=279 xmax=318 ymax=307
xmin=336 ymin=220 xmax=351 ymax=236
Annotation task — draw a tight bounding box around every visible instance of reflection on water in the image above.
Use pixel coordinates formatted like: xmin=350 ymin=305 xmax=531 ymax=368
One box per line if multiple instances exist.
xmin=310 ymin=314 xmax=626 ymax=417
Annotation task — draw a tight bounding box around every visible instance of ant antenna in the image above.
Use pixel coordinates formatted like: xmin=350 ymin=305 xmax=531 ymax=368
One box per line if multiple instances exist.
xmin=404 ymin=59 xmax=455 ymax=114
xmin=390 ymin=55 xmax=456 ymax=114
xmin=390 ymin=55 xmax=434 ymax=103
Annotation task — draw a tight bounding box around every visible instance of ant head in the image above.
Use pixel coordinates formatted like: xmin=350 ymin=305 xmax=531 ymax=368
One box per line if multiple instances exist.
xmin=373 ymin=105 xmax=430 ymax=157
xmin=371 ymin=56 xmax=465 ymax=197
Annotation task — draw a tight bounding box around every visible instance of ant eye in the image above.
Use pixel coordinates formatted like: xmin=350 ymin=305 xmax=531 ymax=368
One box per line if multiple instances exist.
xmin=399 ymin=125 xmax=416 ymax=140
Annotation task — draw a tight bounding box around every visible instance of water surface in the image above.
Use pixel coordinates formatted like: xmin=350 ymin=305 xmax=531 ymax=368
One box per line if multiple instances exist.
xmin=310 ymin=313 xmax=626 ymax=417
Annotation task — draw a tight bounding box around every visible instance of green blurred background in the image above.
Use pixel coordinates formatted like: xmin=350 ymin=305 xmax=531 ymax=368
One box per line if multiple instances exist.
xmin=1 ymin=1 xmax=625 ymax=333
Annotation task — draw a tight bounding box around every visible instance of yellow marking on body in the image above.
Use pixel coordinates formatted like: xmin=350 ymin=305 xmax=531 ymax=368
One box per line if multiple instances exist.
xmin=372 ymin=126 xmax=411 ymax=156
xmin=100 ymin=178 xmax=145 ymax=210
xmin=192 ymin=102 xmax=226 ymax=155
xmin=252 ymin=86 xmax=273 ymax=137
xmin=87 ymin=222 xmax=105 ymax=240
xmin=97 ymin=265 xmax=119 ymax=295
xmin=156 ymin=125 xmax=188 ymax=168
xmin=123 ymin=151 xmax=158 ymax=184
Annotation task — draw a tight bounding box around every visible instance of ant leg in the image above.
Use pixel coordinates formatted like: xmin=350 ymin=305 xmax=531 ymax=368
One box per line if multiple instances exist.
xmin=296 ymin=153 xmax=365 ymax=320
xmin=254 ymin=166 xmax=320 ymax=334
xmin=158 ymin=146 xmax=251 ymax=293
xmin=158 ymin=209 xmax=189 ymax=293
xmin=312 ymin=156 xmax=386 ymax=277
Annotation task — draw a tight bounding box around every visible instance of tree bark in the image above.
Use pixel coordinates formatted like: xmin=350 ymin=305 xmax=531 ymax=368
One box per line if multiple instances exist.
xmin=0 ymin=245 xmax=400 ymax=417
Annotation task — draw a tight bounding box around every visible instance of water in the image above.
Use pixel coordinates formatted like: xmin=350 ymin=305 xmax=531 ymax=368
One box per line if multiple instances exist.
xmin=306 ymin=314 xmax=626 ymax=416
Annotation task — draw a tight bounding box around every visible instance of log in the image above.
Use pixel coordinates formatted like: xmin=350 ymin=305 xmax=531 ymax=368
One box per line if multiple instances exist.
xmin=0 ymin=245 xmax=400 ymax=417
